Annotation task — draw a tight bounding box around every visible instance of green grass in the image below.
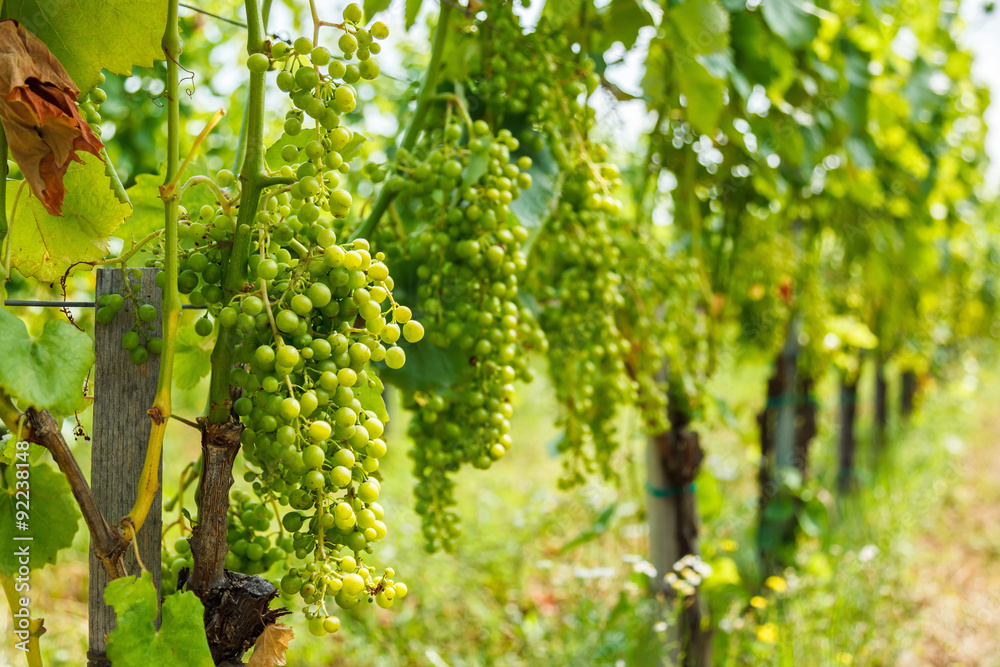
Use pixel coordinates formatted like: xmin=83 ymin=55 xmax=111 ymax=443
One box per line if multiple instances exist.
xmin=5 ymin=353 xmax=995 ymax=666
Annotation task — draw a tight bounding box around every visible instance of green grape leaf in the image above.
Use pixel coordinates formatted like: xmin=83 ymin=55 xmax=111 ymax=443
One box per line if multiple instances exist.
xmin=339 ymin=134 xmax=371 ymax=160
xmin=760 ymin=0 xmax=819 ymax=49
xmin=676 ymin=61 xmax=725 ymax=135
xmin=6 ymin=0 xmax=167 ymax=93
xmin=0 ymin=462 xmax=81 ymax=574
xmin=541 ymin=0 xmax=579 ymax=28
xmin=382 ymin=340 xmax=466 ymax=393
xmin=264 ymin=132 xmax=308 ymax=170
xmin=404 ymin=0 xmax=423 ymax=29
xmin=0 ymin=437 xmax=15 ymax=466
xmin=118 ymin=172 xmax=165 ymax=240
xmin=118 ymin=168 xmax=216 ymax=244
xmin=356 ymin=368 xmax=389 ymax=422
xmin=6 ymin=153 xmax=131 ymax=283
xmin=598 ymin=0 xmax=653 ymax=50
xmin=0 ymin=308 xmax=94 ymax=415
xmin=364 ymin=0 xmax=392 ymax=22
xmin=173 ymin=324 xmax=213 ymax=390
xmin=105 ymin=571 xmax=215 ymax=667
xmin=461 ymin=152 xmax=490 ymax=190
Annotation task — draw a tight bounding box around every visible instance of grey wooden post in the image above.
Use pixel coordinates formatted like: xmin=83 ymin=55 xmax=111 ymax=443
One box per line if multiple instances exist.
xmin=88 ymin=267 xmax=162 ymax=666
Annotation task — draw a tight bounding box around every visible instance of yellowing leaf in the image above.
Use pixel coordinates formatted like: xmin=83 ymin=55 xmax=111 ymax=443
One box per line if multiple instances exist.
xmin=6 ymin=153 xmax=130 ymax=282
xmin=0 ymin=20 xmax=104 ymax=216
xmin=247 ymin=623 xmax=294 ymax=667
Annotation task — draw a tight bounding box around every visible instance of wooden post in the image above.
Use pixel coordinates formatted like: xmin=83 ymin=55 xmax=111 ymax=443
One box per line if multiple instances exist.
xmin=900 ymin=370 xmax=917 ymax=420
xmin=88 ymin=267 xmax=162 ymax=667
xmin=837 ymin=375 xmax=859 ymax=493
xmin=873 ymin=361 xmax=888 ymax=450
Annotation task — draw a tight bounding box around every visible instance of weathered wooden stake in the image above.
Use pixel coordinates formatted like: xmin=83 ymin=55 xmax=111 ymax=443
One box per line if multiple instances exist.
xmin=88 ymin=267 xmax=162 ymax=666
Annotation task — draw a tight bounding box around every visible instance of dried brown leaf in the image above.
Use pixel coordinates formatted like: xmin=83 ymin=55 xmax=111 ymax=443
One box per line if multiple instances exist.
xmin=247 ymin=623 xmax=294 ymax=667
xmin=0 ymin=19 xmax=104 ymax=216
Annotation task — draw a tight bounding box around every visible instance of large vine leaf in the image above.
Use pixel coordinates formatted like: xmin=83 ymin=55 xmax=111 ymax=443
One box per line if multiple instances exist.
xmin=404 ymin=0 xmax=423 ymax=29
xmin=117 ymin=172 xmax=164 ymax=240
xmin=6 ymin=152 xmax=131 ymax=282
xmin=760 ymin=0 xmax=819 ymax=49
xmin=356 ymin=368 xmax=389 ymax=422
xmin=105 ymin=571 xmax=215 ymax=667
xmin=363 ymin=0 xmax=392 ymax=22
xmin=0 ymin=462 xmax=80 ymax=574
xmin=173 ymin=324 xmax=214 ymax=390
xmin=0 ymin=308 xmax=94 ymax=415
xmin=5 ymin=0 xmax=168 ymax=93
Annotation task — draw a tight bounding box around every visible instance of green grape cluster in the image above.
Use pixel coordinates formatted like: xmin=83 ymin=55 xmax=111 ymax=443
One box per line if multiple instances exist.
xmin=464 ymin=4 xmax=652 ymax=486
xmin=527 ymin=160 xmax=637 ymax=485
xmin=225 ymin=230 xmax=414 ymax=630
xmin=378 ymin=118 xmax=544 ymax=552
xmin=253 ymin=4 xmax=390 ymax=240
xmin=78 ymin=71 xmax=107 ymax=133
xmin=95 ymin=269 xmax=163 ymax=366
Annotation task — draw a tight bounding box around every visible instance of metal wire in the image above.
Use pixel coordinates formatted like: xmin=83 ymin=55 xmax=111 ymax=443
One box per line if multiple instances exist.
xmin=4 ymin=300 xmax=206 ymax=309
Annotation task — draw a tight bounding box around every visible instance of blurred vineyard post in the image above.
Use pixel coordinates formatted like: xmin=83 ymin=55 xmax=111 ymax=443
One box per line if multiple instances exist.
xmin=87 ymin=267 xmax=163 ymax=667
xmin=646 ymin=372 xmax=709 ymax=665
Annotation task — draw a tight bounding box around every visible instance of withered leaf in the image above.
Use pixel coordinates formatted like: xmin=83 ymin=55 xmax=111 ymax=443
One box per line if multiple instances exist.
xmin=247 ymin=623 xmax=294 ymax=667
xmin=0 ymin=19 xmax=104 ymax=216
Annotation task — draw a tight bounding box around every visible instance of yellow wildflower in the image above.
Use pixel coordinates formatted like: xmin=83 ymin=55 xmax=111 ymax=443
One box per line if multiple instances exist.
xmin=755 ymin=623 xmax=778 ymax=643
xmin=836 ymin=653 xmax=853 ymax=665
xmin=765 ymin=576 xmax=787 ymax=593
xmin=750 ymin=596 xmax=768 ymax=609
xmin=720 ymin=539 xmax=738 ymax=552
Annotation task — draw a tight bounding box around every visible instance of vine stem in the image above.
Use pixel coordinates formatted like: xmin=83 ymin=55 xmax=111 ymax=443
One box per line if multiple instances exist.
xmin=163 ymin=108 xmax=227 ymax=197
xmin=350 ymin=0 xmax=454 ymax=241
xmin=187 ymin=0 xmax=269 ymax=596
xmin=0 ymin=122 xmax=7 ymax=303
xmin=0 ymin=391 xmax=127 ymax=578
xmin=124 ymin=0 xmax=183 ymax=534
xmin=0 ymin=123 xmax=7 ymax=245
xmin=0 ymin=573 xmax=43 ymax=667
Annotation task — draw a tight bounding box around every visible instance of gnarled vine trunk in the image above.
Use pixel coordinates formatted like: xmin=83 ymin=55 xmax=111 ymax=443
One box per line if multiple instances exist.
xmin=901 ymin=370 xmax=917 ymax=420
xmin=837 ymin=375 xmax=859 ymax=493
xmin=183 ymin=415 xmax=286 ymax=665
xmin=647 ymin=377 xmax=710 ymax=666
xmin=757 ymin=319 xmax=817 ymax=571
xmin=873 ymin=361 xmax=888 ymax=450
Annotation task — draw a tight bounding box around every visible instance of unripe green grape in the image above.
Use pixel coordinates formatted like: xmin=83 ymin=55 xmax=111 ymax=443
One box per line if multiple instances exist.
xmin=247 ymin=52 xmax=270 ymax=73
xmin=359 ymin=59 xmax=379 ymax=80
xmin=146 ymin=337 xmax=163 ymax=355
xmin=276 ymin=310 xmax=299 ymax=333
xmin=303 ymin=470 xmax=325 ymax=490
xmin=384 ymin=346 xmax=405 ymax=369
xmin=302 ymin=445 xmax=325 ymax=469
xmin=257 ymin=259 xmax=279 ymax=280
xmin=218 ymin=307 xmax=238 ymax=328
xmin=130 ymin=347 xmax=149 ymax=365
xmin=121 ymin=331 xmax=140 ymax=351
xmin=194 ymin=317 xmax=214 ymax=336
xmin=328 ymin=60 xmax=348 ymax=79
xmin=96 ymin=306 xmax=117 ymax=324
xmin=323 ymin=616 xmax=341 ymax=633
xmin=331 ymin=465 xmax=352 ymax=487
xmin=334 ymin=85 xmax=356 ymax=113
xmin=276 ymin=70 xmax=295 ymax=91
xmin=294 ymin=66 xmax=319 ymax=89
xmin=217 ymin=169 xmax=236 ymax=187
xmin=308 ymin=420 xmax=332 ymax=442
xmin=402 ymin=320 xmax=425 ymax=343
xmin=371 ymin=21 xmax=389 ymax=39
xmin=343 ymin=2 xmax=363 ymax=22
xmin=294 ymin=36 xmax=313 ymax=54
xmin=338 ymin=33 xmax=358 ymax=54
